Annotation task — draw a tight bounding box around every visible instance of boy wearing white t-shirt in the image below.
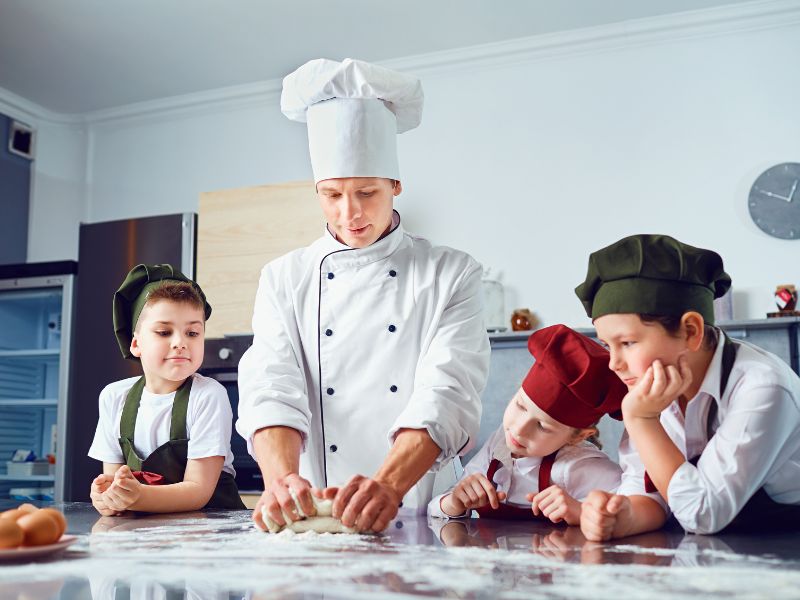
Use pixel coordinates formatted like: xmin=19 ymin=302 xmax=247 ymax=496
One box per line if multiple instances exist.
xmin=88 ymin=264 xmax=245 ymax=514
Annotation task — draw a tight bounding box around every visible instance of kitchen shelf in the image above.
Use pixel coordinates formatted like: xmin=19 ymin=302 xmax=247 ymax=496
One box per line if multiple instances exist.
xmin=0 ymin=290 xmax=62 ymax=303
xmin=0 ymin=474 xmax=55 ymax=482
xmin=0 ymin=399 xmax=58 ymax=407
xmin=0 ymin=349 xmax=60 ymax=360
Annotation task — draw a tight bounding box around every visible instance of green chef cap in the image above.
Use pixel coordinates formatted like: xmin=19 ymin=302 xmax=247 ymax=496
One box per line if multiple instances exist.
xmin=575 ymin=234 xmax=731 ymax=325
xmin=112 ymin=264 xmax=212 ymax=360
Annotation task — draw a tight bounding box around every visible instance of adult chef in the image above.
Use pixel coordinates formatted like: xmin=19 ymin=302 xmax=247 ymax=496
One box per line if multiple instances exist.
xmin=237 ymin=58 xmax=490 ymax=533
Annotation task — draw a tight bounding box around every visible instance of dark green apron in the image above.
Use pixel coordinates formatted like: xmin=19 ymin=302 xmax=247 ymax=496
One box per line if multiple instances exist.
xmin=118 ymin=376 xmax=245 ymax=510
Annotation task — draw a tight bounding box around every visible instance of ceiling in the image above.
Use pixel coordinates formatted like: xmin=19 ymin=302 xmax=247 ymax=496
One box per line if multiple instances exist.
xmin=0 ymin=0 xmax=757 ymax=114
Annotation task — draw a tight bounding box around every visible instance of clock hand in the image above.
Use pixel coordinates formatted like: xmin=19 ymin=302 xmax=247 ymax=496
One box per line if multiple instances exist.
xmin=787 ymin=180 xmax=798 ymax=203
xmin=759 ymin=189 xmax=791 ymax=201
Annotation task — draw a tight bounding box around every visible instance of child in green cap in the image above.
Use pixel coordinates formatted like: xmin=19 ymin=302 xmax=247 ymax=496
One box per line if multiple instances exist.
xmin=575 ymin=234 xmax=800 ymax=540
xmin=88 ymin=264 xmax=245 ymax=514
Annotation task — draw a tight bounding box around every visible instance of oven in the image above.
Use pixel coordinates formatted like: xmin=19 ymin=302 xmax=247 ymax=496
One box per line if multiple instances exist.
xmin=200 ymin=335 xmax=262 ymax=493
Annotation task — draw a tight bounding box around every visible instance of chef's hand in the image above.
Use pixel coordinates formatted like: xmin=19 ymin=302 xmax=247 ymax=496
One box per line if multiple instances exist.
xmin=90 ymin=474 xmax=123 ymax=516
xmin=528 ymin=485 xmax=582 ymax=525
xmin=253 ymin=473 xmax=316 ymax=531
xmin=580 ymin=490 xmax=633 ymax=542
xmin=622 ymin=356 xmax=693 ymax=421
xmin=102 ymin=465 xmax=142 ymax=512
xmin=442 ymin=473 xmax=507 ymax=516
xmin=325 ymin=474 xmax=402 ymax=533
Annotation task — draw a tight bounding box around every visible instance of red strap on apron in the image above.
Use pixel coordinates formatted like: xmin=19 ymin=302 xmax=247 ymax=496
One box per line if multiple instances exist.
xmin=476 ymin=452 xmax=557 ymax=520
xmin=131 ymin=470 xmax=166 ymax=485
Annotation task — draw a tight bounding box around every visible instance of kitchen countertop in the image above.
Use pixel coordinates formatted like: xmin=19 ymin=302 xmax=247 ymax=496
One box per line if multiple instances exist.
xmin=1 ymin=502 xmax=799 ymax=599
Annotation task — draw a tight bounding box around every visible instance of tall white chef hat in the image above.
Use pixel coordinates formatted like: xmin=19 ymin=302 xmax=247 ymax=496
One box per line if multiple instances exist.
xmin=281 ymin=58 xmax=424 ymax=183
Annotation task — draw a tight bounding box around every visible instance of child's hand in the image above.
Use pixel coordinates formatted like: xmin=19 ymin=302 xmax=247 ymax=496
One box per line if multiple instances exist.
xmin=91 ymin=474 xmax=123 ymax=516
xmin=528 ymin=485 xmax=582 ymax=525
xmin=622 ymin=356 xmax=693 ymax=420
xmin=442 ymin=474 xmax=507 ymax=516
xmin=580 ymin=490 xmax=633 ymax=542
xmin=102 ymin=465 xmax=143 ymax=512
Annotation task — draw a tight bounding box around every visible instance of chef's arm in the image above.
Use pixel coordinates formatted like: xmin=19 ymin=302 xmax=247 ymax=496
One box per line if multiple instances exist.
xmin=374 ymin=428 xmax=441 ymax=498
xmin=252 ymin=425 xmax=303 ymax=483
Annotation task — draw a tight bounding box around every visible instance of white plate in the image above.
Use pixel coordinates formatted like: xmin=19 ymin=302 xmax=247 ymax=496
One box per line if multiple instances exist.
xmin=0 ymin=535 xmax=78 ymax=562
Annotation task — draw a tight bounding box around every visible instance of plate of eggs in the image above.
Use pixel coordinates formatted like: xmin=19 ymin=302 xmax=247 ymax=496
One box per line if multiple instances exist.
xmin=0 ymin=503 xmax=76 ymax=561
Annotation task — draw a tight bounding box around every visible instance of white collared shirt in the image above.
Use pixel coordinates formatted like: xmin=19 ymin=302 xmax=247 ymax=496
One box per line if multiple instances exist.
xmin=616 ymin=335 xmax=800 ymax=534
xmin=236 ymin=212 xmax=490 ymax=510
xmin=428 ymin=426 xmax=621 ymax=518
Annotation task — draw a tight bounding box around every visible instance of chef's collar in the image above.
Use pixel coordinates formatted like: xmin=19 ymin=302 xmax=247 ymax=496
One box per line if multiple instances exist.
xmin=692 ymin=329 xmax=728 ymax=406
xmin=320 ymin=210 xmax=404 ymax=267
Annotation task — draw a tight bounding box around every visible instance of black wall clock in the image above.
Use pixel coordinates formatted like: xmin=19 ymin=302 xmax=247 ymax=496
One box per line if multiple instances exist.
xmin=749 ymin=162 xmax=800 ymax=240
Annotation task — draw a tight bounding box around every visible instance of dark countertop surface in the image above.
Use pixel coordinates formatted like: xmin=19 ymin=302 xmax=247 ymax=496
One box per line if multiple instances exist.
xmin=1 ymin=502 xmax=799 ymax=599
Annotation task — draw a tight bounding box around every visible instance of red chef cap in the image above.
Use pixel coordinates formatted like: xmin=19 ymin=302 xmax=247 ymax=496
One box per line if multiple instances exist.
xmin=522 ymin=324 xmax=627 ymax=428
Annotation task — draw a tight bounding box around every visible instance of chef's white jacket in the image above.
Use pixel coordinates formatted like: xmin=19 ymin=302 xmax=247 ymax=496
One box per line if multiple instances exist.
xmin=236 ymin=213 xmax=490 ymax=510
xmin=617 ymin=336 xmax=800 ymax=534
xmin=428 ymin=427 xmax=622 ymax=519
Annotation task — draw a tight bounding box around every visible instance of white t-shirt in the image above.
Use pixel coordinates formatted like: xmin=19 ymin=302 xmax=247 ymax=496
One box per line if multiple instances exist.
xmin=429 ymin=426 xmax=621 ymax=518
xmin=88 ymin=373 xmax=236 ymax=477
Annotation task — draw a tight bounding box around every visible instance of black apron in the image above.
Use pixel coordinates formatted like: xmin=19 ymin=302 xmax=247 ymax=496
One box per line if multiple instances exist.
xmin=118 ymin=376 xmax=245 ymax=510
xmin=649 ymin=334 xmax=800 ymax=532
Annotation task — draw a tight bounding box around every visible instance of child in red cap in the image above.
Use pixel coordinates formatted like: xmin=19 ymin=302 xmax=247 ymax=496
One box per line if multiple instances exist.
xmin=429 ymin=324 xmax=626 ymax=525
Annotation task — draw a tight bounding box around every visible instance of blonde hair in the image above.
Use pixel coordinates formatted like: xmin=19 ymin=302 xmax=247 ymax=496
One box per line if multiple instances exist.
xmin=574 ymin=423 xmax=602 ymax=450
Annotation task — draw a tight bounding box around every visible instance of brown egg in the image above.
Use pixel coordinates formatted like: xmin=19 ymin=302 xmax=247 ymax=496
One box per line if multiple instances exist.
xmin=0 ymin=508 xmax=26 ymax=521
xmin=0 ymin=518 xmax=24 ymax=549
xmin=17 ymin=503 xmax=38 ymax=515
xmin=38 ymin=508 xmax=67 ymax=539
xmin=17 ymin=511 xmax=60 ymax=546
xmin=0 ymin=503 xmax=38 ymax=521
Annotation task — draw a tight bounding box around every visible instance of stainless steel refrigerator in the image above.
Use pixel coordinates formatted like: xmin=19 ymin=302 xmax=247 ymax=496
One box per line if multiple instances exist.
xmin=0 ymin=261 xmax=76 ymax=503
xmin=64 ymin=213 xmax=196 ymax=501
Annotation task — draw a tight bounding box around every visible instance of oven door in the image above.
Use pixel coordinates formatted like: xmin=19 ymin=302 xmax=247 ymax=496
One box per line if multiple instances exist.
xmin=204 ymin=371 xmax=263 ymax=493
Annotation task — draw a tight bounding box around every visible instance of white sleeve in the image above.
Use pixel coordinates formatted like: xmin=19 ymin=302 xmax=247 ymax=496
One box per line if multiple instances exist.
xmin=562 ymin=453 xmax=622 ymax=501
xmin=87 ymin=385 xmax=125 ymax=464
xmin=668 ymin=384 xmax=800 ymax=534
xmin=187 ymin=380 xmax=234 ymax=460
xmin=389 ymin=259 xmax=490 ymax=468
xmin=615 ymin=429 xmax=670 ymax=513
xmin=236 ymin=263 xmax=311 ymax=456
xmin=427 ymin=429 xmax=496 ymax=519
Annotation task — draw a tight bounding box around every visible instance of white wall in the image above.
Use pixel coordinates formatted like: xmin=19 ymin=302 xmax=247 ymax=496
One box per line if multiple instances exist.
xmin=0 ymin=92 xmax=88 ymax=264
xmin=27 ymin=121 xmax=87 ymax=263
xmin=19 ymin=6 xmax=800 ymax=327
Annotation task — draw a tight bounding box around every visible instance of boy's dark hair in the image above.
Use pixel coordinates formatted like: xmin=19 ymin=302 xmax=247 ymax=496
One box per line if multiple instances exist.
xmin=638 ymin=313 xmax=719 ymax=351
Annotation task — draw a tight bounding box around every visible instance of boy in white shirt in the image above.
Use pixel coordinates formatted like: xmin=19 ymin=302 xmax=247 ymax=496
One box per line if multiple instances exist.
xmin=88 ymin=264 xmax=245 ymax=514
xmin=576 ymin=234 xmax=800 ymax=539
xmin=429 ymin=325 xmax=624 ymax=525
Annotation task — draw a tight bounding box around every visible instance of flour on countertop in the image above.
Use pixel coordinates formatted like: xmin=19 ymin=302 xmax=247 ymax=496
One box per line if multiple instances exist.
xmin=2 ymin=514 xmax=799 ymax=599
